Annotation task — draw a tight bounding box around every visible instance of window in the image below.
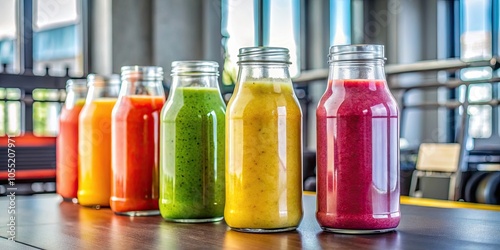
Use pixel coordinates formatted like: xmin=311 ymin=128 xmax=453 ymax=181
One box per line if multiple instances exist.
xmin=467 ymin=83 xmax=493 ymax=138
xmin=33 ymin=0 xmax=84 ymax=77
xmin=0 ymin=88 xmax=23 ymax=136
xmin=0 ymin=0 xmax=18 ymax=73
xmin=0 ymin=0 xmax=87 ymax=137
xmin=32 ymin=88 xmax=62 ymax=136
xmin=460 ymin=0 xmax=492 ymax=61
xmin=221 ymin=0 xmax=255 ymax=85
xmin=264 ymin=0 xmax=301 ymax=76
xmin=460 ymin=0 xmax=496 ymax=140
xmin=221 ymin=0 xmax=301 ymax=85
xmin=330 ymin=0 xmax=351 ymax=45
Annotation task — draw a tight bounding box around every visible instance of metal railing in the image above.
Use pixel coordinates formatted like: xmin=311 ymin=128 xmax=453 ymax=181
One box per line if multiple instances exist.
xmin=293 ymin=57 xmax=500 ymax=201
xmin=292 ymin=57 xmax=500 ymax=83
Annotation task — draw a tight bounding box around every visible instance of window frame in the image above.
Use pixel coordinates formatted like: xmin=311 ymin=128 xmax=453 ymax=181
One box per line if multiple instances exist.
xmin=0 ymin=0 xmax=89 ymax=135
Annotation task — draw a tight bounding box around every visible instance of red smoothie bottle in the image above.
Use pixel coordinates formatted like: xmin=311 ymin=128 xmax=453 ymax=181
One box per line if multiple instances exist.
xmin=316 ymin=45 xmax=400 ymax=234
xmin=111 ymin=66 xmax=165 ymax=216
xmin=56 ymin=79 xmax=87 ymax=202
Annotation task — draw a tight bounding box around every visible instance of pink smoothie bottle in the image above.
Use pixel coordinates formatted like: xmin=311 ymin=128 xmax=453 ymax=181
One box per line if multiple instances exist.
xmin=316 ymin=44 xmax=400 ymax=234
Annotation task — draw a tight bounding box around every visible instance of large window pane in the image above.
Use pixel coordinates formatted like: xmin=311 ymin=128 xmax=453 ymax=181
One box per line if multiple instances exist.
xmin=459 ymin=83 xmax=493 ymax=138
xmin=265 ymin=0 xmax=300 ymax=77
xmin=330 ymin=0 xmax=351 ymax=46
xmin=460 ymin=0 xmax=492 ymax=61
xmin=3 ymin=88 xmax=23 ymax=136
xmin=468 ymin=83 xmax=492 ymax=103
xmin=0 ymin=0 xmax=18 ymax=73
xmin=222 ymin=0 xmax=256 ymax=85
xmin=460 ymin=0 xmax=494 ymax=140
xmin=222 ymin=0 xmax=300 ymax=84
xmin=468 ymin=105 xmax=492 ymax=138
xmin=33 ymin=0 xmax=83 ymax=76
xmin=32 ymin=88 xmax=61 ymax=137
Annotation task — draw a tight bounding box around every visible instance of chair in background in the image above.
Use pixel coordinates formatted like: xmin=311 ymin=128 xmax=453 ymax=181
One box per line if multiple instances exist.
xmin=409 ymin=143 xmax=461 ymax=200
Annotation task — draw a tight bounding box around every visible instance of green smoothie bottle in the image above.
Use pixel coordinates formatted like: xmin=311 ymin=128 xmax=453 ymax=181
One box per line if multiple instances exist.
xmin=159 ymin=61 xmax=226 ymax=222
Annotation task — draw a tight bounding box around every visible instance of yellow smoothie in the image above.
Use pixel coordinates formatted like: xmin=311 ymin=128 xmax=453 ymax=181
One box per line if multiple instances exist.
xmin=225 ymin=81 xmax=303 ymax=230
xmin=78 ymin=98 xmax=117 ymax=207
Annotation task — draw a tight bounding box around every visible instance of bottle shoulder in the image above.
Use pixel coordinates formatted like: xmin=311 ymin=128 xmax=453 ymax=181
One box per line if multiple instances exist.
xmin=113 ymin=95 xmax=165 ymax=120
xmin=317 ymin=85 xmax=398 ymax=117
xmin=227 ymin=92 xmax=301 ymax=119
xmin=79 ymin=99 xmax=117 ymax=120
xmin=161 ymin=92 xmax=226 ymax=121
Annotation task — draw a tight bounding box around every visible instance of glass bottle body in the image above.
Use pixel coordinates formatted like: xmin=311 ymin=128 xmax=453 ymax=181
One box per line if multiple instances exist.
xmin=225 ymin=47 xmax=303 ymax=232
xmin=316 ymin=45 xmax=400 ymax=233
xmin=78 ymin=74 xmax=120 ymax=207
xmin=159 ymin=61 xmax=226 ymax=222
xmin=57 ymin=79 xmax=88 ymax=202
xmin=111 ymin=66 xmax=165 ymax=215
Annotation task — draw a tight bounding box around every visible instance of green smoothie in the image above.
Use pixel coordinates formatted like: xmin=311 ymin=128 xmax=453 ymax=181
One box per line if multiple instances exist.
xmin=159 ymin=87 xmax=226 ymax=222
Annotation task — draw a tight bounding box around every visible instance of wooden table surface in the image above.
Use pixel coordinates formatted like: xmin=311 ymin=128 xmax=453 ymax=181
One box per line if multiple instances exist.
xmin=1 ymin=194 xmax=500 ymax=249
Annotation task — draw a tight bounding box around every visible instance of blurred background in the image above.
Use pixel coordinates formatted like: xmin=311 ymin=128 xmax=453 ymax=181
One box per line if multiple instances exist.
xmin=0 ymin=0 xmax=499 ymax=204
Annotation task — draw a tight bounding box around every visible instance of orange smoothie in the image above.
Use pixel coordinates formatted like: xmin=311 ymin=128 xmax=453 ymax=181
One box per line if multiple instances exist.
xmin=78 ymin=98 xmax=117 ymax=207
xmin=225 ymin=81 xmax=303 ymax=230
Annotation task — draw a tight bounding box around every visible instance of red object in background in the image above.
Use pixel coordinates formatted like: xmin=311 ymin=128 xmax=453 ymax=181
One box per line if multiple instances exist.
xmin=111 ymin=95 xmax=165 ymax=213
xmin=0 ymin=133 xmax=56 ymax=181
xmin=56 ymin=102 xmax=85 ymax=200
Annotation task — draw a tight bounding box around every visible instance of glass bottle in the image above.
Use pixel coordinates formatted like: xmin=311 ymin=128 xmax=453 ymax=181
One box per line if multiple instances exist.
xmin=225 ymin=47 xmax=303 ymax=233
xmin=78 ymin=74 xmax=120 ymax=208
xmin=111 ymin=66 xmax=165 ymax=216
xmin=159 ymin=61 xmax=226 ymax=222
xmin=316 ymin=45 xmax=400 ymax=234
xmin=56 ymin=79 xmax=88 ymax=202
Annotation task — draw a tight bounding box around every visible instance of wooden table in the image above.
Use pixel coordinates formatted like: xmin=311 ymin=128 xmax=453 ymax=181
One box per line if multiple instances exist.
xmin=1 ymin=194 xmax=499 ymax=249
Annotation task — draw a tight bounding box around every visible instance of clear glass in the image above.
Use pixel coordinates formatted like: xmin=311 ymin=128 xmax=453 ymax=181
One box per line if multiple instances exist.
xmin=65 ymin=81 xmax=88 ymax=109
xmin=78 ymin=74 xmax=120 ymax=208
xmin=111 ymin=66 xmax=165 ymax=216
xmin=225 ymin=47 xmax=303 ymax=233
xmin=57 ymin=79 xmax=87 ymax=202
xmin=159 ymin=61 xmax=226 ymax=222
xmin=316 ymin=45 xmax=400 ymax=234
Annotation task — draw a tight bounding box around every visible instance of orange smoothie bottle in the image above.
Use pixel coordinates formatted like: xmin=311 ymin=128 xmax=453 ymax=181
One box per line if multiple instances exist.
xmin=78 ymin=74 xmax=120 ymax=207
xmin=111 ymin=66 xmax=165 ymax=215
xmin=225 ymin=47 xmax=303 ymax=232
xmin=56 ymin=79 xmax=87 ymax=202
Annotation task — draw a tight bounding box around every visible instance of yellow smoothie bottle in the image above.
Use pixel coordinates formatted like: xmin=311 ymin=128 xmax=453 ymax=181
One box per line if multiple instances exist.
xmin=78 ymin=74 xmax=120 ymax=207
xmin=225 ymin=47 xmax=303 ymax=233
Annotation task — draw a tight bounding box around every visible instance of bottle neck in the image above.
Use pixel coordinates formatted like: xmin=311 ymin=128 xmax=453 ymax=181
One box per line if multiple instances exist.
xmin=119 ymin=79 xmax=164 ymax=97
xmin=237 ymin=63 xmax=291 ymax=84
xmin=328 ymin=60 xmax=386 ymax=81
xmin=171 ymin=74 xmax=219 ymax=90
xmin=65 ymin=86 xmax=87 ymax=109
xmin=86 ymin=84 xmax=120 ymax=102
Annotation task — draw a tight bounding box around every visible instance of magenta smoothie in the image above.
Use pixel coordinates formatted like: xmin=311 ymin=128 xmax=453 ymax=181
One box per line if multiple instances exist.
xmin=316 ymin=79 xmax=400 ymax=232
